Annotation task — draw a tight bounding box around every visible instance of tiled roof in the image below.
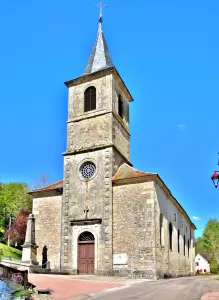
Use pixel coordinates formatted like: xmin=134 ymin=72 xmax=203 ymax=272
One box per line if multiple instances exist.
xmin=30 ymin=180 xmax=63 ymax=193
xmin=112 ymin=163 xmax=156 ymax=181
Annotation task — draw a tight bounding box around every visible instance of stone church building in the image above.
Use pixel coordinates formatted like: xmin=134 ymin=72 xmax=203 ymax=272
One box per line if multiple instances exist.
xmin=30 ymin=19 xmax=196 ymax=279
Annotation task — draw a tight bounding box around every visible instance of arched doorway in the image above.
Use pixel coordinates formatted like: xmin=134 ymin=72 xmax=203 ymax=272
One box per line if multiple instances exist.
xmin=78 ymin=231 xmax=95 ymax=274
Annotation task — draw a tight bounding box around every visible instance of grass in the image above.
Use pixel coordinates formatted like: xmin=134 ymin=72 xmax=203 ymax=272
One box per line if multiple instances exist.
xmin=0 ymin=243 xmax=22 ymax=261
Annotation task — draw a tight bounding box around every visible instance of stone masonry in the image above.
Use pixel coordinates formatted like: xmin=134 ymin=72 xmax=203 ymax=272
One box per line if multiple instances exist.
xmin=61 ymin=67 xmax=132 ymax=274
xmin=32 ymin=190 xmax=62 ymax=270
xmin=29 ymin=20 xmax=196 ymax=279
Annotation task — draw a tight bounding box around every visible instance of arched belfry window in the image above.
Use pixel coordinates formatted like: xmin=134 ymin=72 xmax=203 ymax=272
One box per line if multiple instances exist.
xmin=84 ymin=87 xmax=96 ymax=112
xmin=118 ymin=95 xmax=123 ymax=118
xmin=169 ymin=222 xmax=173 ymax=251
xmin=78 ymin=231 xmax=94 ymax=243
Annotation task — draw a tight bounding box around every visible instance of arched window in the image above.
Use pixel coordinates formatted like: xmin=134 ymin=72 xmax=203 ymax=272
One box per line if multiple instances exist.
xmin=118 ymin=95 xmax=123 ymax=118
xmin=183 ymin=235 xmax=186 ymax=256
xmin=169 ymin=223 xmax=173 ymax=251
xmin=188 ymin=239 xmax=190 ymax=258
xmin=160 ymin=214 xmax=163 ymax=246
xmin=78 ymin=231 xmax=94 ymax=242
xmin=84 ymin=87 xmax=96 ymax=112
xmin=177 ymin=230 xmax=180 ymax=253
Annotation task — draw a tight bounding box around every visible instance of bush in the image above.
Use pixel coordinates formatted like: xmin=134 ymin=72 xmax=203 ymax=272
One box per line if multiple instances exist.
xmin=13 ymin=289 xmax=30 ymax=297
xmin=0 ymin=248 xmax=3 ymax=261
xmin=11 ymin=272 xmax=24 ymax=284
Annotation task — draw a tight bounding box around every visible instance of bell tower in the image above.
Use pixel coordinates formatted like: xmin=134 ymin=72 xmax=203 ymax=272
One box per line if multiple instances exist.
xmin=61 ymin=17 xmax=133 ymax=274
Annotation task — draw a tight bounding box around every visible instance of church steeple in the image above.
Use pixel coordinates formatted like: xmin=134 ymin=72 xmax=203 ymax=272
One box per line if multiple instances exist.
xmin=84 ymin=19 xmax=113 ymax=74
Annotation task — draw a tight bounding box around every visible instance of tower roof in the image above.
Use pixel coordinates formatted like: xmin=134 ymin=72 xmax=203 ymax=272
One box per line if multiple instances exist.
xmin=85 ymin=22 xmax=113 ymax=74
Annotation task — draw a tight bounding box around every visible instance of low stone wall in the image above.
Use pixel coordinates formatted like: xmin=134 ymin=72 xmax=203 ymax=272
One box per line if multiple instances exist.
xmin=0 ymin=263 xmax=28 ymax=288
xmin=31 ymin=268 xmax=70 ymax=275
xmin=156 ymin=270 xmax=195 ymax=279
xmin=1 ymin=259 xmax=40 ymax=273
xmin=96 ymin=268 xmax=156 ymax=279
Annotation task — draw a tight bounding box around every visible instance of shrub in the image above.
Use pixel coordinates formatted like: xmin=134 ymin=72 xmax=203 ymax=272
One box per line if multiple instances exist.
xmin=11 ymin=272 xmax=23 ymax=285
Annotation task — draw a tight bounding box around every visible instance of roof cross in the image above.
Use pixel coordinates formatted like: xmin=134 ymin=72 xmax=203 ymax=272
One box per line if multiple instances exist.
xmin=95 ymin=0 xmax=108 ymax=23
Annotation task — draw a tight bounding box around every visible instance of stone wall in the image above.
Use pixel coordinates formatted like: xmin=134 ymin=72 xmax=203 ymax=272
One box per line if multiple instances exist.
xmin=61 ymin=69 xmax=132 ymax=274
xmin=32 ymin=193 xmax=62 ymax=270
xmin=112 ymin=117 xmax=130 ymax=161
xmin=61 ymin=148 xmax=114 ymax=273
xmin=112 ymin=77 xmax=129 ymax=130
xmin=68 ymin=75 xmax=112 ymax=120
xmin=66 ymin=72 xmax=131 ymax=160
xmin=67 ymin=114 xmax=112 ymax=151
xmin=154 ymin=183 xmax=195 ymax=278
xmin=112 ymin=181 xmax=156 ymax=279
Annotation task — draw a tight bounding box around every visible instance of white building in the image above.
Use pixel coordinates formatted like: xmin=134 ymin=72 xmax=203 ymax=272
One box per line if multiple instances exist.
xmin=195 ymin=253 xmax=210 ymax=273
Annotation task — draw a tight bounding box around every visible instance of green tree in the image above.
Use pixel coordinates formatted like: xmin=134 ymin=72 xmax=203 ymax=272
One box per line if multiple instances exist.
xmin=195 ymin=236 xmax=205 ymax=255
xmin=0 ymin=183 xmax=32 ymax=239
xmin=203 ymin=218 xmax=219 ymax=274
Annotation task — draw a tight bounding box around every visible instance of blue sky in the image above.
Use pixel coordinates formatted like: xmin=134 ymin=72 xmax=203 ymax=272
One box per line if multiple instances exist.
xmin=0 ymin=0 xmax=218 ymax=237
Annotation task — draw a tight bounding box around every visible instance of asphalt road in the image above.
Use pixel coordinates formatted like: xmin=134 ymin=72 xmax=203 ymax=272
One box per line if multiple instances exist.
xmin=85 ymin=276 xmax=219 ymax=300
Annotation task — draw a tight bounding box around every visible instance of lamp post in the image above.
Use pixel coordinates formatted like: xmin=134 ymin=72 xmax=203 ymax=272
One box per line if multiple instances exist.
xmin=211 ymin=153 xmax=219 ymax=188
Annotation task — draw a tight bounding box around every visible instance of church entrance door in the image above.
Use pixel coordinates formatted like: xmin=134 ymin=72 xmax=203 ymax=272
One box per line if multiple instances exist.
xmin=78 ymin=231 xmax=95 ymax=274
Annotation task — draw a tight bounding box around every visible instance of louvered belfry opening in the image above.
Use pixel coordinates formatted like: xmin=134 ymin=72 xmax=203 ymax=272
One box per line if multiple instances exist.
xmin=78 ymin=231 xmax=95 ymax=243
xmin=84 ymin=87 xmax=96 ymax=112
xmin=118 ymin=95 xmax=123 ymax=118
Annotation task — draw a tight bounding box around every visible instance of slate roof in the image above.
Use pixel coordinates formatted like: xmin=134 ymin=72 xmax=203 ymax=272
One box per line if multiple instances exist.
xmin=199 ymin=253 xmax=210 ymax=262
xmin=84 ymin=22 xmax=113 ymax=74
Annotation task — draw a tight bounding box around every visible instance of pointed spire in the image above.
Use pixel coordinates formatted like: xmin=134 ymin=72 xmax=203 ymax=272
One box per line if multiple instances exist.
xmin=84 ymin=20 xmax=113 ymax=74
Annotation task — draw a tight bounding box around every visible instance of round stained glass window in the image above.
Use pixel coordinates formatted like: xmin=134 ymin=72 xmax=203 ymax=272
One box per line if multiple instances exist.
xmin=80 ymin=161 xmax=96 ymax=179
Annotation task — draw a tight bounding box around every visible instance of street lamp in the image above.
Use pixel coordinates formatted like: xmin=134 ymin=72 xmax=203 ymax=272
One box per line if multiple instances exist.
xmin=211 ymin=153 xmax=219 ymax=188
xmin=211 ymin=171 xmax=219 ymax=188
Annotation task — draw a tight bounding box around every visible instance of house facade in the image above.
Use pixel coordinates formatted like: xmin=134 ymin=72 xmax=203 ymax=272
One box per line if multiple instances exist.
xmin=195 ymin=253 xmax=210 ymax=274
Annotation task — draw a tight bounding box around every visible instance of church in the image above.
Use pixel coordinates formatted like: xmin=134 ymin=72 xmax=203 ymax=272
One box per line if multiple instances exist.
xmin=30 ymin=14 xmax=196 ymax=279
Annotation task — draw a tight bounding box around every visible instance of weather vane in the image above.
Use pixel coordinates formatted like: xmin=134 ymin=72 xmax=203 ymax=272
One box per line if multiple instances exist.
xmin=95 ymin=0 xmax=108 ymax=23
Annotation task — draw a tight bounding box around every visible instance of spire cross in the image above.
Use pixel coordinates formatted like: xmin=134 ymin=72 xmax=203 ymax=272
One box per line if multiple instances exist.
xmin=95 ymin=0 xmax=108 ymax=23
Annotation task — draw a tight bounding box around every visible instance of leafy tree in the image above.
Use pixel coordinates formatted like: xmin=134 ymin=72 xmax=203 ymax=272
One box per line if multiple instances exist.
xmin=195 ymin=236 xmax=205 ymax=255
xmin=4 ymin=210 xmax=30 ymax=247
xmin=203 ymin=219 xmax=219 ymax=274
xmin=0 ymin=183 xmax=32 ymax=244
xmin=0 ymin=183 xmax=32 ymax=226
xmin=0 ymin=226 xmax=4 ymax=243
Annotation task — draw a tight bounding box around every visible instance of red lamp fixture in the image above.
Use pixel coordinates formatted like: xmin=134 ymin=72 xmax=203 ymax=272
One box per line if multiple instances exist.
xmin=211 ymin=153 xmax=219 ymax=188
xmin=211 ymin=171 xmax=219 ymax=188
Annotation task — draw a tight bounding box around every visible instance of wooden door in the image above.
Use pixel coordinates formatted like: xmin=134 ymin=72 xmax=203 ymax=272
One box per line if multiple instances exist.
xmin=78 ymin=243 xmax=94 ymax=274
xmin=78 ymin=231 xmax=95 ymax=274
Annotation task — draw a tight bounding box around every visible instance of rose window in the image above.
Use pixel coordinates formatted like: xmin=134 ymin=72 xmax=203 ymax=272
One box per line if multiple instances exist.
xmin=80 ymin=162 xmax=96 ymax=179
